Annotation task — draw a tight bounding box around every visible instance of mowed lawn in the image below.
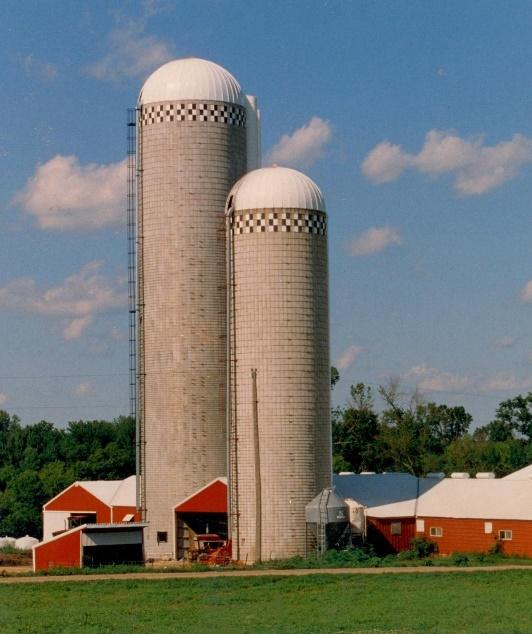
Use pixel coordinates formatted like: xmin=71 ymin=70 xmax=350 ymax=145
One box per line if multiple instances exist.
xmin=2 ymin=570 xmax=532 ymax=633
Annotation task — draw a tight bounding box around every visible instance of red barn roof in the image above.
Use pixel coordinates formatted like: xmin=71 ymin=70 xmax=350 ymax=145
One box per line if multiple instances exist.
xmin=175 ymin=478 xmax=227 ymax=514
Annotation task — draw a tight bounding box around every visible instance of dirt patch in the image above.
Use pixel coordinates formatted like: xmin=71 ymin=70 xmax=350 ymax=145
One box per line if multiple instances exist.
xmin=0 ymin=552 xmax=32 ymax=567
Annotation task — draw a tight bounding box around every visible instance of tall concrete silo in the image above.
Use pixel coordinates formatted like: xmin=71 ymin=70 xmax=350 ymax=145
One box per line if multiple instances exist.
xmin=137 ymin=58 xmax=258 ymax=559
xmin=226 ymin=166 xmax=332 ymax=562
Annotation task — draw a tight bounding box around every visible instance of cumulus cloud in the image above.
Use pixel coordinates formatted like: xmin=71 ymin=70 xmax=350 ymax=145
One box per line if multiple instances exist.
xmin=73 ymin=382 xmax=94 ymax=397
xmin=404 ymin=364 xmax=472 ymax=392
xmin=266 ymin=117 xmax=332 ymax=168
xmin=348 ymin=225 xmax=402 ymax=257
xmin=335 ymin=345 xmax=363 ymax=371
xmin=520 ymin=281 xmax=532 ymax=303
xmin=360 ymin=141 xmax=411 ymax=184
xmin=22 ymin=55 xmax=58 ymax=81
xmin=14 ymin=155 xmax=126 ymax=230
xmin=481 ymin=374 xmax=532 ymax=392
xmin=0 ymin=393 xmax=8 ymax=406
xmin=86 ymin=16 xmax=173 ymax=82
xmin=0 ymin=261 xmax=127 ymax=340
xmin=362 ymin=130 xmax=532 ymax=195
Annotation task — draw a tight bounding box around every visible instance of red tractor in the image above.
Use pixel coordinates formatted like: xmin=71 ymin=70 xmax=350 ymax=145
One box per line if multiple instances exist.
xmin=191 ymin=534 xmax=232 ymax=566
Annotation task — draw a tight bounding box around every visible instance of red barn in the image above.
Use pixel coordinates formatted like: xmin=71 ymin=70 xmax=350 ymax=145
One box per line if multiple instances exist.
xmin=33 ymin=522 xmax=147 ymax=571
xmin=334 ymin=473 xmax=437 ymax=553
xmin=416 ymin=478 xmax=532 ymax=556
xmin=42 ymin=476 xmax=140 ymax=541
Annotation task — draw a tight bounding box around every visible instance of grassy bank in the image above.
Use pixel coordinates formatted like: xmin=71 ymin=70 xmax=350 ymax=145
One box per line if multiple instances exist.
xmin=10 ymin=546 xmax=532 ymax=578
xmin=2 ymin=570 xmax=532 ymax=632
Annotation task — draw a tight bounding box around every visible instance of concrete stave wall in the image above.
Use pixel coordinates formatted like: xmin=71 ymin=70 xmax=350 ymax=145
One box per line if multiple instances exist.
xmin=140 ymin=100 xmax=246 ymax=558
xmin=231 ymin=208 xmax=331 ymax=562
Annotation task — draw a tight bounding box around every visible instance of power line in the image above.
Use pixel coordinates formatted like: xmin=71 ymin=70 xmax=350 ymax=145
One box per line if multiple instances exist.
xmin=3 ymin=403 xmax=127 ymax=410
xmin=0 ymin=372 xmax=128 ymax=380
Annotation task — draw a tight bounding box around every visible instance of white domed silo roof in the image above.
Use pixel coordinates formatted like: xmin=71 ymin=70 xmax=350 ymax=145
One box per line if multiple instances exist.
xmin=139 ymin=57 xmax=244 ymax=105
xmin=229 ymin=166 xmax=326 ymax=211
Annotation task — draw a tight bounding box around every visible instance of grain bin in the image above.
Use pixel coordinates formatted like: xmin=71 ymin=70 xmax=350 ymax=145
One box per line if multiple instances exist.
xmin=226 ymin=166 xmax=332 ymax=562
xmin=137 ymin=58 xmax=254 ymax=558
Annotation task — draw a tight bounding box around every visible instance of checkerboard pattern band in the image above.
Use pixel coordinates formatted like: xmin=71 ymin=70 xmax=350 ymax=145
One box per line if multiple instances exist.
xmin=141 ymin=102 xmax=246 ymax=127
xmin=233 ymin=210 xmax=327 ymax=235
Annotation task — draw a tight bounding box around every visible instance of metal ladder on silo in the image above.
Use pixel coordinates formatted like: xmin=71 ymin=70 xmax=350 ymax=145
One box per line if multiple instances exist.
xmin=317 ymin=489 xmax=330 ymax=557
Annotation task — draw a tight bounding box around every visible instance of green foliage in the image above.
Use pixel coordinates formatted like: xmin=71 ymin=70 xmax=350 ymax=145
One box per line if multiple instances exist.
xmin=409 ymin=536 xmax=438 ymax=558
xmin=332 ymin=381 xmax=532 ymax=478
xmin=4 ymin=572 xmax=532 ymax=634
xmin=0 ymin=412 xmax=135 ymax=538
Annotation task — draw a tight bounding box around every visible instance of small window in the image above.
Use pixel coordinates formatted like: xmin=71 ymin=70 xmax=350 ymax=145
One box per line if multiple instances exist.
xmin=499 ymin=530 xmax=512 ymax=541
xmin=390 ymin=522 xmax=402 ymax=536
xmin=484 ymin=522 xmax=493 ymax=534
xmin=157 ymin=531 xmax=168 ymax=543
xmin=429 ymin=526 xmax=443 ymax=537
xmin=416 ymin=519 xmax=425 ymax=532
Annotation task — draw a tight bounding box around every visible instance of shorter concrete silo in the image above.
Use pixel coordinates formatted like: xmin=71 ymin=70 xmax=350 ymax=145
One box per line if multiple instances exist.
xmin=226 ymin=166 xmax=332 ymax=562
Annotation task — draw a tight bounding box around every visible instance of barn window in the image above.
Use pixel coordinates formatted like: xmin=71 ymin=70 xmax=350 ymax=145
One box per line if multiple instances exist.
xmin=484 ymin=522 xmax=493 ymax=534
xmin=499 ymin=530 xmax=512 ymax=541
xmin=429 ymin=526 xmax=443 ymax=537
xmin=390 ymin=522 xmax=402 ymax=536
xmin=157 ymin=531 xmax=168 ymax=543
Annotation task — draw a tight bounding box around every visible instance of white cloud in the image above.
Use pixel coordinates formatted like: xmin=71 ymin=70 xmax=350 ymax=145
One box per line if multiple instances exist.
xmin=0 ymin=261 xmax=127 ymax=340
xmin=14 ymin=155 xmax=126 ymax=230
xmin=362 ymin=130 xmax=532 ymax=195
xmin=520 ymin=281 xmax=532 ymax=303
xmin=495 ymin=336 xmax=515 ymax=349
xmin=404 ymin=364 xmax=472 ymax=392
xmin=481 ymin=374 xmax=532 ymax=392
xmin=335 ymin=345 xmax=363 ymax=371
xmin=360 ymin=141 xmax=411 ymax=183
xmin=73 ymin=382 xmax=94 ymax=397
xmin=266 ymin=117 xmax=332 ymax=168
xmin=22 ymin=55 xmax=58 ymax=81
xmin=348 ymin=225 xmax=402 ymax=257
xmin=0 ymin=393 xmax=8 ymax=406
xmin=63 ymin=316 xmax=93 ymax=341
xmin=86 ymin=17 xmax=173 ymax=82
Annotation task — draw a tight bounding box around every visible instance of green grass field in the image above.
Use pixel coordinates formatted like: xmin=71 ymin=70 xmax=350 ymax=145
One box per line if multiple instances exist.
xmin=2 ymin=570 xmax=532 ymax=633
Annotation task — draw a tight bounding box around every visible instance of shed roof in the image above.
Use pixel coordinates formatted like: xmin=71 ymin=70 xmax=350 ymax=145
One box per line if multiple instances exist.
xmin=503 ymin=464 xmax=532 ymax=480
xmin=51 ymin=476 xmax=136 ymax=508
xmin=333 ymin=473 xmax=438 ymax=518
xmin=417 ymin=478 xmax=532 ymax=520
xmin=174 ymin=478 xmax=227 ymax=514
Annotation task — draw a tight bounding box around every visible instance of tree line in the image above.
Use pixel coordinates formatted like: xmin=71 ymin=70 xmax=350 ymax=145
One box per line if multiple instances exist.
xmin=0 ymin=412 xmax=134 ymax=538
xmin=332 ymin=372 xmax=532 ymax=478
xmin=2 ymin=371 xmax=532 ymax=538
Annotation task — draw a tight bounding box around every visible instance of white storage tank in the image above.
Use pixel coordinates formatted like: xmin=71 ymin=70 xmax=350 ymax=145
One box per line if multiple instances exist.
xmin=15 ymin=535 xmax=39 ymax=550
xmin=226 ymin=166 xmax=331 ymax=562
xmin=137 ymin=58 xmax=254 ymax=558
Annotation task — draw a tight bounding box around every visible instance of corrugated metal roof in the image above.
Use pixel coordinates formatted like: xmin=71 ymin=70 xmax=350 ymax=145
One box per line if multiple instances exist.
xmin=333 ymin=473 xmax=426 ymax=518
xmin=503 ymin=464 xmax=532 ymax=480
xmin=81 ymin=480 xmax=123 ymax=505
xmin=334 ymin=471 xmax=532 ymax=521
xmin=417 ymin=478 xmax=532 ymax=520
xmin=78 ymin=476 xmax=136 ymax=507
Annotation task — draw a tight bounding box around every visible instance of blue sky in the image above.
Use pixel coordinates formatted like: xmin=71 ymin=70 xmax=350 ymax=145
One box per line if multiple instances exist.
xmin=2 ymin=0 xmax=532 ymax=427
